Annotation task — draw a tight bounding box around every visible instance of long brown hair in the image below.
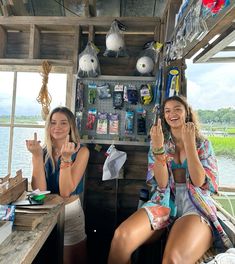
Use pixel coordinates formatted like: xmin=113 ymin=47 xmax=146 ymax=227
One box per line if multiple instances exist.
xmin=44 ymin=106 xmax=80 ymax=171
xmin=160 ymin=95 xmax=204 ymax=142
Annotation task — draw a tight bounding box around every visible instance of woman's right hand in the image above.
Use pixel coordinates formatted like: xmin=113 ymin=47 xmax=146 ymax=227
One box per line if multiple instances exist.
xmin=150 ymin=118 xmax=164 ymax=149
xmin=26 ymin=132 xmax=43 ymax=156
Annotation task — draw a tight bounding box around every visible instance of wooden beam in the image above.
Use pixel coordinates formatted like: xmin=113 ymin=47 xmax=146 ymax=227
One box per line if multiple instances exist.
xmin=88 ymin=24 xmax=94 ymax=42
xmin=29 ymin=24 xmax=40 ymax=59
xmin=0 ymin=58 xmax=73 ymax=66
xmin=0 ymin=16 xmax=160 ymax=33
xmin=193 ymin=24 xmax=235 ymax=63
xmin=198 ymin=57 xmax=235 ymax=63
xmin=222 ymin=46 xmax=235 ymax=52
xmin=73 ymin=26 xmax=81 ymax=73
xmin=0 ymin=26 xmax=7 ymax=58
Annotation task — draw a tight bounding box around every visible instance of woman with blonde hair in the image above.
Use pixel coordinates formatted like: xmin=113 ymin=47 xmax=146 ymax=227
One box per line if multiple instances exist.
xmin=26 ymin=106 xmax=89 ymax=264
xmin=108 ymin=96 xmax=232 ymax=264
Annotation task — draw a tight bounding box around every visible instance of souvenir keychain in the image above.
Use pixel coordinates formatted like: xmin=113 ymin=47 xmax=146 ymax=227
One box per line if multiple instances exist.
xmin=109 ymin=113 xmax=119 ymax=135
xmin=96 ymin=112 xmax=108 ymax=134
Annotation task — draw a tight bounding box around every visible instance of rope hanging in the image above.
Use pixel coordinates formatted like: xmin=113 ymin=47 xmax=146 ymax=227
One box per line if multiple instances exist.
xmin=37 ymin=60 xmax=52 ymax=120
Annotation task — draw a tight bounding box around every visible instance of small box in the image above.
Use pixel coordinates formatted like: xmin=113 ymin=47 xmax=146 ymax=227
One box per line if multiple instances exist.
xmin=0 ymin=170 xmax=28 ymax=205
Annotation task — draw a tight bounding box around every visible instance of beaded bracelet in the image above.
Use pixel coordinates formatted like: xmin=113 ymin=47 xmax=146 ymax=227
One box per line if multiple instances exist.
xmin=61 ymin=157 xmax=72 ymax=163
xmin=152 ymin=146 xmax=165 ymax=156
xmin=60 ymin=162 xmax=72 ymax=169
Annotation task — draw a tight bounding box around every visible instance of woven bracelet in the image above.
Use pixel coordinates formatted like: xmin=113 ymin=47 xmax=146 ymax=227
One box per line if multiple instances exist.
xmin=152 ymin=146 xmax=165 ymax=155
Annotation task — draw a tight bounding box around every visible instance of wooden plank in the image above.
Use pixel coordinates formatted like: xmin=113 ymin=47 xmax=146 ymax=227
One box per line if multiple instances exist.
xmin=0 ymin=58 xmax=73 ymax=66
xmin=0 ymin=25 xmax=6 ymax=58
xmin=88 ymin=24 xmax=94 ymax=42
xmin=29 ymin=24 xmax=40 ymax=59
xmin=194 ymin=24 xmax=235 ymax=63
xmin=0 ymin=16 xmax=160 ymax=33
xmin=0 ymin=178 xmax=27 ymax=205
xmin=124 ymin=165 xmax=148 ymax=180
xmin=0 ymin=200 xmax=64 ymax=264
xmin=73 ymin=26 xmax=81 ymax=73
xmin=6 ymin=31 xmax=29 ymax=59
xmin=0 ymin=64 xmax=72 ymax=73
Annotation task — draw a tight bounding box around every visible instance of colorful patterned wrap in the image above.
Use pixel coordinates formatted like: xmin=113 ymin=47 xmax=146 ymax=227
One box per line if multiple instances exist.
xmin=144 ymin=137 xmax=233 ymax=250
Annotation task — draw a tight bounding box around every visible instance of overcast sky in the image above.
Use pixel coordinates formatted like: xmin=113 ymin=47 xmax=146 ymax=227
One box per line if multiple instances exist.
xmin=186 ymin=59 xmax=235 ymax=110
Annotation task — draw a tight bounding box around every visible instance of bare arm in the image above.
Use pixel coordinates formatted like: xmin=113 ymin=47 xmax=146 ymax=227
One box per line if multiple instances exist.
xmin=182 ymin=122 xmax=206 ymax=187
xmin=59 ymin=136 xmax=89 ymax=197
xmin=150 ymin=119 xmax=169 ymax=188
xmin=26 ymin=132 xmax=47 ymax=191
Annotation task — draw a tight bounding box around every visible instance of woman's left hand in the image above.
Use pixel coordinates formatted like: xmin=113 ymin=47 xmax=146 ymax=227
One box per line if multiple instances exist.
xmin=181 ymin=122 xmax=196 ymax=149
xmin=61 ymin=135 xmax=80 ymax=160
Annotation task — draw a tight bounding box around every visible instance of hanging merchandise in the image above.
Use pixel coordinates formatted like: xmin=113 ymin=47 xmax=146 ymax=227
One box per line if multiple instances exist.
xmin=153 ymin=65 xmax=163 ymax=107
xmin=113 ymin=84 xmax=124 ymax=109
xmin=76 ymin=111 xmax=83 ymax=132
xmin=102 ymin=144 xmax=127 ymax=181
xmin=139 ymin=84 xmax=153 ymax=105
xmin=76 ymin=81 xmax=84 ymax=111
xmin=77 ymin=41 xmax=100 ymax=78
xmin=165 ymin=67 xmax=180 ymax=98
xmin=127 ymin=85 xmax=138 ymax=105
xmin=125 ymin=110 xmax=134 ymax=135
xmin=152 ymin=66 xmax=163 ymax=126
xmin=109 ymin=113 xmax=119 ymax=135
xmin=88 ymin=83 xmax=97 ymax=104
xmin=136 ymin=56 xmax=154 ymax=75
xmin=137 ymin=108 xmax=147 ymax=135
xmin=135 ymin=41 xmax=163 ymax=76
xmin=97 ymin=83 xmax=111 ymax=99
xmin=104 ymin=19 xmax=128 ymax=57
xmin=123 ymin=85 xmax=128 ymax=102
xmin=86 ymin=108 xmax=97 ymax=130
xmin=96 ymin=112 xmax=108 ymax=135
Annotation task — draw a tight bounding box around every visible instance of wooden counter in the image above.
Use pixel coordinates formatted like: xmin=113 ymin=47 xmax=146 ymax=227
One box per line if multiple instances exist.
xmin=0 ymin=195 xmax=65 ymax=264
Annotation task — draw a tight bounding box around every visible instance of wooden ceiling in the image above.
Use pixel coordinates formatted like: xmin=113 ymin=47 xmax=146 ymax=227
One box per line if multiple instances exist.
xmin=0 ymin=0 xmax=168 ymax=18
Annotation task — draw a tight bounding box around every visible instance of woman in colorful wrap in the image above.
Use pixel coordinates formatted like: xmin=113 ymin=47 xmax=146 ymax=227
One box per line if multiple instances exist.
xmin=108 ymin=96 xmax=232 ymax=264
xmin=26 ymin=106 xmax=89 ymax=264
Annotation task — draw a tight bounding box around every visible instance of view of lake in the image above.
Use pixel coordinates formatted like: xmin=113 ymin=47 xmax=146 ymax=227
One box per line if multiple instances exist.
xmin=0 ymin=127 xmax=235 ymax=186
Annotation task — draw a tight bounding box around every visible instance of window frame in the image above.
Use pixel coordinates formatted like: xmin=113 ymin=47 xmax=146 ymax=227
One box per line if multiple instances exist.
xmin=0 ymin=65 xmax=74 ymax=176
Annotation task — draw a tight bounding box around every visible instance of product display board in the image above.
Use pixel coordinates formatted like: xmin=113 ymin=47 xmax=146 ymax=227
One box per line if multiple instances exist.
xmin=75 ymin=76 xmax=156 ymax=143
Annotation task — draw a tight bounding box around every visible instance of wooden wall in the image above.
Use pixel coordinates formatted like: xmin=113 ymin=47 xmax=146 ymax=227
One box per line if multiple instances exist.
xmin=84 ymin=144 xmax=149 ymax=263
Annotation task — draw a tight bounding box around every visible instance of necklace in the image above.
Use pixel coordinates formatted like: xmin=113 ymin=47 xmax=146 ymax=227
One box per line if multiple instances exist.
xmin=53 ymin=148 xmax=61 ymax=156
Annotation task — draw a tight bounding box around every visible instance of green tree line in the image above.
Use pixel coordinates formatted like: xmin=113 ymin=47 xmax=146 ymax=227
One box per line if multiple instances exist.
xmin=196 ymin=108 xmax=235 ymax=124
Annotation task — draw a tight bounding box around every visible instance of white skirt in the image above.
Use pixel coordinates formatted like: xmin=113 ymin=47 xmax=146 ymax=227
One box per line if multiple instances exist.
xmin=64 ymin=198 xmax=86 ymax=246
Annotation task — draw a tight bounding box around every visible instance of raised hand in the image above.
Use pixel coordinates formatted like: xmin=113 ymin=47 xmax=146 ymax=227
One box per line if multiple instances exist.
xmin=181 ymin=120 xmax=196 ymax=149
xmin=150 ymin=118 xmax=164 ymax=149
xmin=61 ymin=135 xmax=80 ymax=161
xmin=26 ymin=132 xmax=43 ymax=156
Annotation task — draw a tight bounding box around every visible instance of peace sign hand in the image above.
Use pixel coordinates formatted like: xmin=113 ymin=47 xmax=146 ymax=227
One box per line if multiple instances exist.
xmin=61 ymin=135 xmax=80 ymax=161
xmin=26 ymin=132 xmax=43 ymax=156
xmin=150 ymin=118 xmax=164 ymax=149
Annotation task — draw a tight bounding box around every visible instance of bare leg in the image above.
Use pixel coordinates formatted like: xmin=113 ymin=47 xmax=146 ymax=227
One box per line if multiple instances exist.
xmin=162 ymin=215 xmax=213 ymax=264
xmin=64 ymin=238 xmax=87 ymax=264
xmin=108 ymin=208 xmax=165 ymax=264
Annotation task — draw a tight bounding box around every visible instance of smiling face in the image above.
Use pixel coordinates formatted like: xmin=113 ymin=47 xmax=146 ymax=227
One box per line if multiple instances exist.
xmin=164 ymin=100 xmax=187 ymax=129
xmin=50 ymin=112 xmax=70 ymax=141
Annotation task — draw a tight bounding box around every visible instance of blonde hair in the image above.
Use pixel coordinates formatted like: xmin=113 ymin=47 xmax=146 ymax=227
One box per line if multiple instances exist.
xmin=160 ymin=95 xmax=204 ymax=143
xmin=44 ymin=107 xmax=80 ymax=172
